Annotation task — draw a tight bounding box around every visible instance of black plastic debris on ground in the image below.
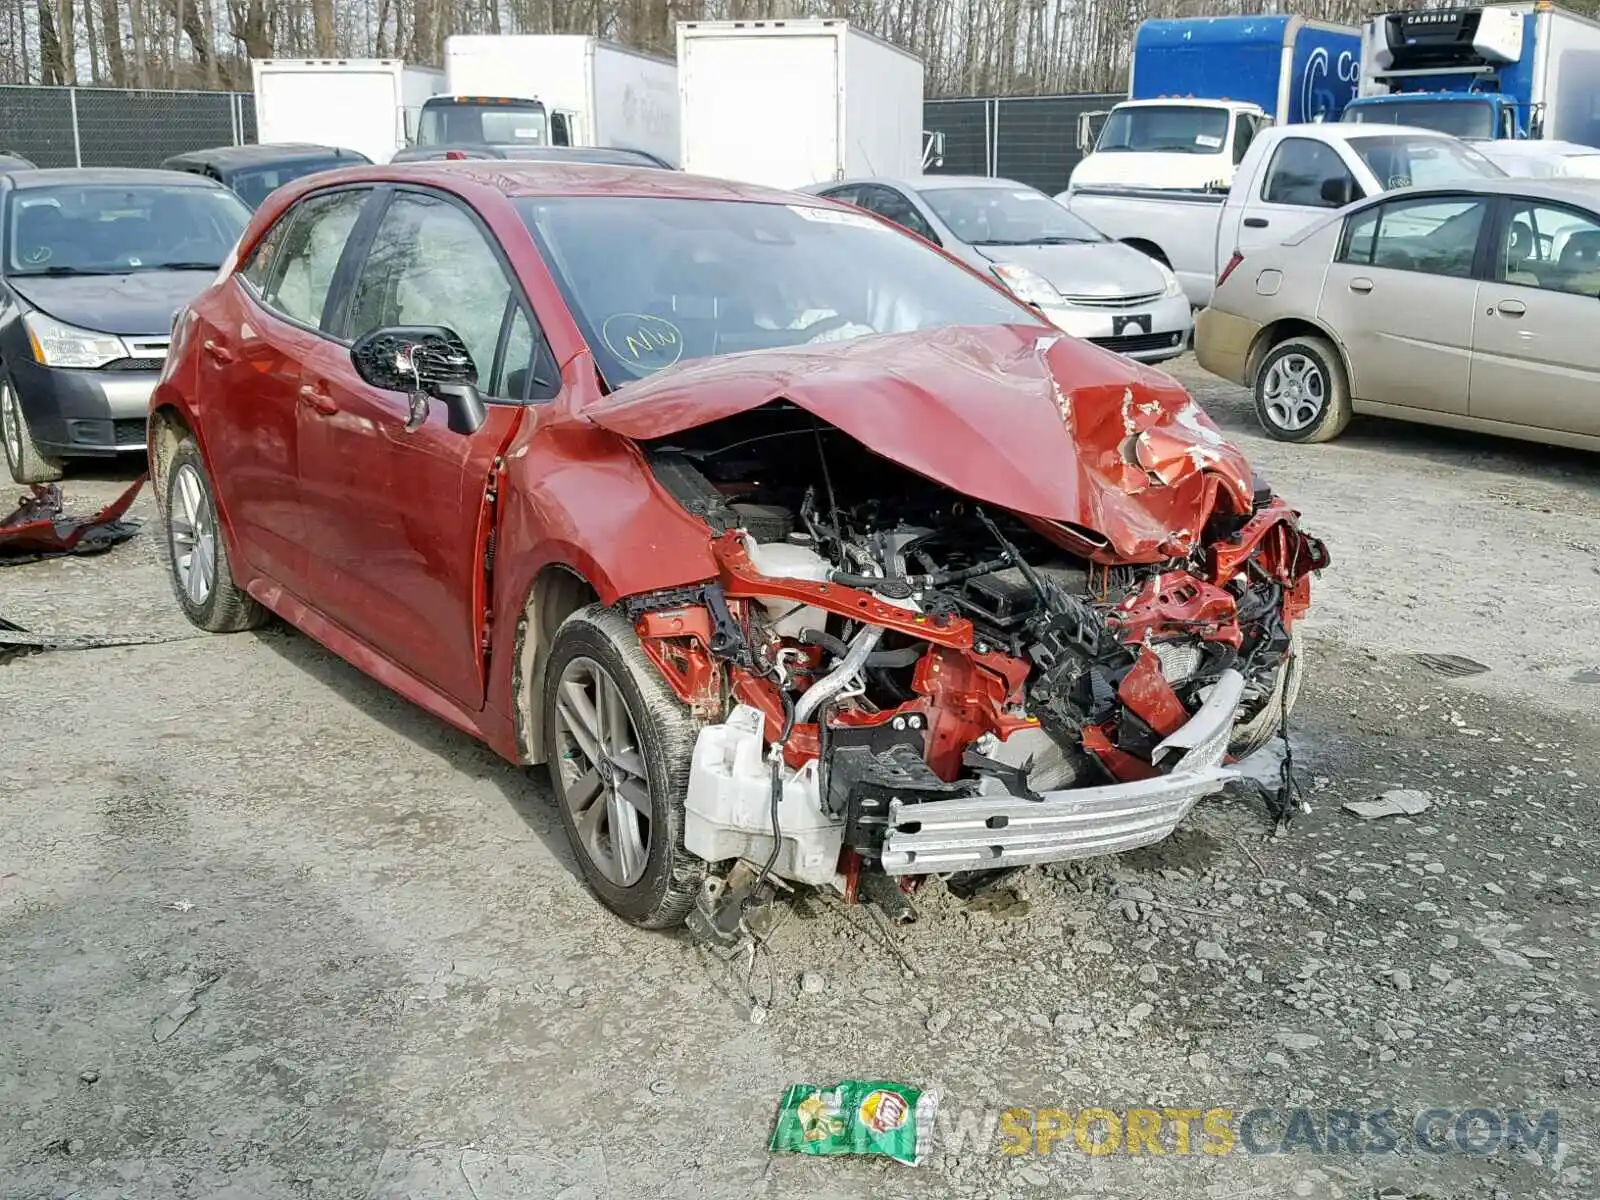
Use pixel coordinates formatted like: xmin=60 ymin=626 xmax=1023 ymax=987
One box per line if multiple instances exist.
xmin=0 ymin=477 xmax=146 ymax=565
xmin=1411 ymin=652 xmax=1491 ymax=678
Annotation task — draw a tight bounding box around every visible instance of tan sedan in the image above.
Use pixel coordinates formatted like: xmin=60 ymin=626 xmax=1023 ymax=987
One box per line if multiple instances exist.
xmin=1195 ymin=177 xmax=1600 ymax=451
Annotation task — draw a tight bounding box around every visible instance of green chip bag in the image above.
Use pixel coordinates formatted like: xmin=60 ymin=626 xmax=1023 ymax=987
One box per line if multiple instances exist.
xmin=769 ymin=1080 xmax=935 ymax=1166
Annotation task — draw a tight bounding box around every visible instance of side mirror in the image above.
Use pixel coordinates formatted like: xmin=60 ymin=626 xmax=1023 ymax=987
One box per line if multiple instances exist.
xmin=1320 ymin=177 xmax=1353 ymax=207
xmin=350 ymin=325 xmax=486 ymax=436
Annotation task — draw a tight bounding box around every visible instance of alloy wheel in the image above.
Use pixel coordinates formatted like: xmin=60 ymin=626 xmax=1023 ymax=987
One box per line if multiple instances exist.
xmin=169 ymin=462 xmax=217 ymax=606
xmin=552 ymin=655 xmax=653 ymax=887
xmin=1262 ymin=354 xmax=1327 ymax=433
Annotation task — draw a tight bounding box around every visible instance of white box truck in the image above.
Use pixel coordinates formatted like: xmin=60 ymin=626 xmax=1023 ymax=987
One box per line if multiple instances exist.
xmin=677 ymin=19 xmax=925 ymax=189
xmin=416 ymin=34 xmax=678 ymax=164
xmin=251 ymin=59 xmax=445 ymax=164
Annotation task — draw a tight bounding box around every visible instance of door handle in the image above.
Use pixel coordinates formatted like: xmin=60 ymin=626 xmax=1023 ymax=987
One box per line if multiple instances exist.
xmin=1497 ymin=299 xmax=1527 ymax=317
xmin=298 ymin=384 xmax=339 ymax=416
xmin=202 ymin=339 xmax=234 ymax=364
xmin=1243 ymin=217 xmax=1270 ymax=228
xmin=1348 ymin=277 xmax=1374 ymax=294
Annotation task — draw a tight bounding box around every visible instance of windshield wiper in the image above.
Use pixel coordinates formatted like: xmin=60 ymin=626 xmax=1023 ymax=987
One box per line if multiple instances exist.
xmin=140 ymin=261 xmax=222 ymax=271
xmin=1030 ymin=236 xmax=1090 ymax=245
xmin=9 ymin=265 xmax=131 ymax=276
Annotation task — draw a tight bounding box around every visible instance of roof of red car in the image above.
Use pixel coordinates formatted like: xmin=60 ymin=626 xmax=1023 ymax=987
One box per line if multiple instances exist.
xmin=318 ymin=161 xmax=818 ymax=205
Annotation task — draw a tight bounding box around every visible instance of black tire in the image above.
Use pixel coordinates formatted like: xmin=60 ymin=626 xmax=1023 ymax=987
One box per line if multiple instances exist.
xmin=0 ymin=375 xmax=64 ymax=484
xmin=1230 ymin=626 xmax=1305 ymax=761
xmin=542 ymin=603 xmax=706 ymax=929
xmin=162 ymin=438 xmax=269 ymax=633
xmin=1253 ymin=336 xmax=1353 ymax=444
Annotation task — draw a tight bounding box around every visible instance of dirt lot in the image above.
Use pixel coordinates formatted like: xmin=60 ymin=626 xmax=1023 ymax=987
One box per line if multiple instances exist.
xmin=3 ymin=357 xmax=1598 ymax=1200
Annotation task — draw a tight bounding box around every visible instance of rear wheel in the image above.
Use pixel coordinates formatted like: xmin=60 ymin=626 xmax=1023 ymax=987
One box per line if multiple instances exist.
xmin=0 ymin=376 xmax=64 ymax=484
xmin=162 ymin=438 xmax=268 ymax=633
xmin=542 ymin=604 xmax=706 ymax=928
xmin=1254 ymin=336 xmax=1352 ymax=444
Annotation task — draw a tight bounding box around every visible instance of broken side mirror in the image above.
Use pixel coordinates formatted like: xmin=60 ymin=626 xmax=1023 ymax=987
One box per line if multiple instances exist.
xmin=349 ymin=325 xmax=486 ymax=436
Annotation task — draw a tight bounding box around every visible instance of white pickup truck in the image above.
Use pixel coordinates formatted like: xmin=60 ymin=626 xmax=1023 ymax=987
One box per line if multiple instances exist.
xmin=1058 ymin=123 xmax=1506 ymax=307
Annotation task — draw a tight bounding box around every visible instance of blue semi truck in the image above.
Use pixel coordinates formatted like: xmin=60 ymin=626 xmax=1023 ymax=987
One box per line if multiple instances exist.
xmin=1344 ymin=2 xmax=1600 ymax=145
xmin=1069 ymin=15 xmax=1361 ymax=195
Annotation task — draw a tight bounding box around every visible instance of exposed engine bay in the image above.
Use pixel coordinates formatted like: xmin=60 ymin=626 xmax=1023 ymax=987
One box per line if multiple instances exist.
xmin=618 ymin=399 xmax=1328 ymax=914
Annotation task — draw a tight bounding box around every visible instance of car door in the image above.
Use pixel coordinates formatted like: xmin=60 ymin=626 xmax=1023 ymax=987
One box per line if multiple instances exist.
xmin=205 ymin=185 xmax=373 ymax=596
xmin=296 ymin=186 xmax=551 ymax=709
xmin=1469 ymin=197 xmax=1600 ymax=438
xmin=1316 ymin=193 xmax=1492 ymax=415
xmin=1240 ymin=137 xmax=1365 ymax=255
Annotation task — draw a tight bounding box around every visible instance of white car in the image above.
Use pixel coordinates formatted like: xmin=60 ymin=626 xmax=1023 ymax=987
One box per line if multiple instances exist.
xmin=802 ymin=175 xmax=1192 ymax=362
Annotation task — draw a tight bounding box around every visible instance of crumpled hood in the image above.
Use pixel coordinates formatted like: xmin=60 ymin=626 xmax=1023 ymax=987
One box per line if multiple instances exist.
xmin=583 ymin=324 xmax=1256 ymax=562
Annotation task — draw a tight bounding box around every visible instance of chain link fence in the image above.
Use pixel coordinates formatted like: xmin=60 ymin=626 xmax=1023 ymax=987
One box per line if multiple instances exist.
xmin=925 ymin=93 xmax=1122 ymax=195
xmin=0 ymin=86 xmax=257 ymax=169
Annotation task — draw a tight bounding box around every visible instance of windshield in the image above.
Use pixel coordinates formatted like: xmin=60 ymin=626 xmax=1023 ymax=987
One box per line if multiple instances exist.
xmin=1348 ymin=133 xmax=1505 ymax=189
xmin=1095 ymin=105 xmax=1229 ymax=155
xmin=517 ymin=196 xmax=1036 ymax=387
xmin=417 ymin=102 xmax=548 ymax=147
xmin=228 ymin=160 xmax=352 ymax=209
xmin=920 ymin=186 xmax=1105 ymax=246
xmin=1344 ymin=98 xmax=1496 ymax=140
xmin=7 ymin=184 xmax=251 ymax=275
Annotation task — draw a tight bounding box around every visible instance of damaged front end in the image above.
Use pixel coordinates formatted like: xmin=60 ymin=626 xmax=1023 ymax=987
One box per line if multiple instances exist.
xmin=595 ymin=327 xmax=1329 ymax=904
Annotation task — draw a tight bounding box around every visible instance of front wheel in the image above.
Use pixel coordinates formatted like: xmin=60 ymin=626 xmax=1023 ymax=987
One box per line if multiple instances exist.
xmin=1229 ymin=626 xmax=1305 ymax=761
xmin=162 ymin=438 xmax=268 ymax=633
xmin=1254 ymin=336 xmax=1352 ymax=444
xmin=542 ymin=604 xmax=706 ymax=928
xmin=0 ymin=376 xmax=64 ymax=484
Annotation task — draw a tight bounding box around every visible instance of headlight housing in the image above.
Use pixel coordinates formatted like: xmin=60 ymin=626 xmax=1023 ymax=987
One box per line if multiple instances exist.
xmin=1156 ymin=261 xmax=1185 ymax=298
xmin=24 ymin=311 xmax=129 ymax=369
xmin=991 ymin=263 xmax=1063 ymax=308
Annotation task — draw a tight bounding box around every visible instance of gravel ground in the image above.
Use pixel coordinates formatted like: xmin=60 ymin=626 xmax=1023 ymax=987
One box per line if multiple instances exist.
xmin=2 ymin=356 xmax=1598 ymax=1200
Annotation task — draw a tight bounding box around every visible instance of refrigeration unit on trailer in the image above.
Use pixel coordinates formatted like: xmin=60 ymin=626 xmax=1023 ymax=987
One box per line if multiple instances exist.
xmin=251 ymin=59 xmax=445 ymax=164
xmin=1344 ymin=2 xmax=1600 ymax=146
xmin=416 ymin=34 xmax=678 ymax=163
xmin=677 ymin=19 xmax=925 ymax=189
xmin=1067 ymin=15 xmax=1361 ymax=195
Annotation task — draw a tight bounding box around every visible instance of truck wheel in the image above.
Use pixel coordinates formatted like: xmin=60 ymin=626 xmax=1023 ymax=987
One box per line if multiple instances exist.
xmin=1 ymin=377 xmax=64 ymax=484
xmin=1254 ymin=336 xmax=1352 ymax=444
xmin=542 ymin=604 xmax=706 ymax=929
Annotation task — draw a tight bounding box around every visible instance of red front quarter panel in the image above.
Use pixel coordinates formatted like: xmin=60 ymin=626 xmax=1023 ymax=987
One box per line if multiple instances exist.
xmin=493 ymin=420 xmax=719 ymax=610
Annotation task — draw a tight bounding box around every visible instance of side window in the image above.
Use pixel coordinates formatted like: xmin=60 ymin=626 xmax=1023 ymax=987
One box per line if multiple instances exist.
xmin=819 ymin=185 xmax=861 ymax=206
xmin=259 ymin=189 xmax=367 ymax=329
xmin=495 ymin=302 xmax=558 ymax=401
xmin=1261 ymin=138 xmax=1360 ymax=209
xmin=550 ymin=112 xmax=571 ymax=147
xmin=857 ymin=185 xmax=940 ymax=244
xmin=1498 ymin=200 xmax=1600 ymax=295
xmin=345 ymin=191 xmax=533 ymax=398
xmin=1340 ymin=196 xmax=1488 ymax=279
xmin=1232 ymin=113 xmax=1257 ymax=167
xmin=240 ymin=211 xmax=297 ymax=292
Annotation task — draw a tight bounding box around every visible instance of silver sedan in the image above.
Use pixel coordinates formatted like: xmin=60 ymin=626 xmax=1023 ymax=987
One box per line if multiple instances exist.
xmin=801 ymin=175 xmax=1192 ymax=363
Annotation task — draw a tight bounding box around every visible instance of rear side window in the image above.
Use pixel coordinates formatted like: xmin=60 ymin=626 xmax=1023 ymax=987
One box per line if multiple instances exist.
xmin=239 ymin=213 xmax=294 ymax=292
xmin=1261 ymin=138 xmax=1360 ymax=208
xmin=258 ymin=188 xmax=368 ymax=330
xmin=1339 ymin=196 xmax=1489 ymax=278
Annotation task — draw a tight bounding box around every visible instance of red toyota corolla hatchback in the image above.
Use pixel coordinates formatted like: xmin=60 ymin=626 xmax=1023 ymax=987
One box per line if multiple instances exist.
xmin=150 ymin=163 xmax=1326 ymax=931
